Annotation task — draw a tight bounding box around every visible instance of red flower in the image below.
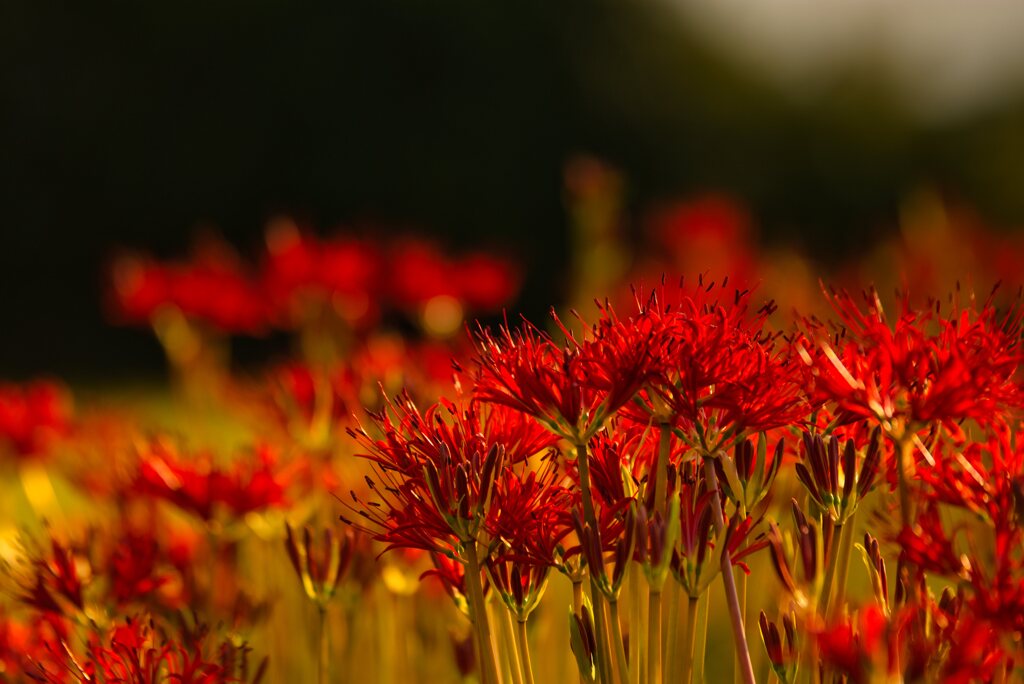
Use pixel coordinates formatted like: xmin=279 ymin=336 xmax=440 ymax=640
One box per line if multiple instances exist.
xmin=26 ymin=617 xmax=267 ymax=683
xmin=16 ymin=537 xmax=84 ymax=617
xmin=110 ymin=243 xmax=268 ymax=334
xmin=105 ymin=532 xmax=178 ymax=609
xmin=0 ymin=379 xmax=73 ymax=459
xmin=345 ymin=396 xmax=558 ymax=557
xmin=136 ymin=440 xmax=295 ymax=521
xmin=798 ymin=285 xmax=1024 ymax=433
xmin=628 ymin=279 xmax=808 ymax=445
xmin=472 ymin=306 xmax=661 ymax=441
xmin=261 ymin=225 xmax=382 ymax=328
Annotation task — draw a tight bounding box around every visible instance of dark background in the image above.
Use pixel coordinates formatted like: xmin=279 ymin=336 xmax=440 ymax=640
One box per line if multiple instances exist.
xmin=4 ymin=0 xmax=1024 ymax=380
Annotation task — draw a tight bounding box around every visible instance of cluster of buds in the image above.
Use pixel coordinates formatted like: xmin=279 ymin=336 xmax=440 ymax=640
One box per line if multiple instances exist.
xmin=284 ymin=523 xmax=358 ymax=609
xmin=795 ymin=429 xmax=882 ymax=525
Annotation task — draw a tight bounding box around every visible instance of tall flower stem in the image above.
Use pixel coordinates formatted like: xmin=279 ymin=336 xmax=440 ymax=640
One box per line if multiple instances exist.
xmin=516 ymin=619 xmax=536 ymax=684
xmin=465 ymin=542 xmax=501 ymax=684
xmin=734 ymin=537 xmax=749 ymax=684
xmin=501 ymin=606 xmax=525 ymax=684
xmin=608 ymin=599 xmax=630 ymax=684
xmin=576 ymin=440 xmax=614 ymax=684
xmin=895 ymin=433 xmax=915 ymax=530
xmin=628 ymin=565 xmax=644 ymax=684
xmin=665 ymin=581 xmax=681 ymax=682
xmin=680 ymin=595 xmax=699 ymax=684
xmin=318 ymin=605 xmax=329 ymax=684
xmin=648 ymin=588 xmax=663 ymax=684
xmin=818 ymin=522 xmax=844 ymax=619
xmin=827 ymin=509 xmax=857 ymax=622
xmin=694 ymin=588 xmax=710 ymax=683
xmin=703 ymin=456 xmax=756 ymax=684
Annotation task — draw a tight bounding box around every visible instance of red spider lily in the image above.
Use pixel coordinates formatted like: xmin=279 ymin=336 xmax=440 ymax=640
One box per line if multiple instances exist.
xmin=485 ymin=465 xmax=574 ymax=569
xmin=0 ymin=614 xmax=65 ymax=678
xmin=471 ymin=307 xmax=659 ymax=441
xmin=266 ymin=361 xmax=359 ymax=448
xmin=452 ymin=253 xmax=520 ymax=311
xmin=647 ymin=196 xmax=757 ymax=288
xmin=25 ymin=617 xmax=267 ymax=684
xmin=284 ymin=524 xmax=358 ymax=607
xmin=797 ymin=285 xmax=1024 ymax=434
xmin=895 ymin=505 xmax=968 ymax=578
xmin=135 ymin=441 xmax=297 ymax=522
xmin=918 ymin=430 xmax=1024 ymax=529
xmin=816 ymin=601 xmax=1005 ymax=684
xmin=794 ymin=428 xmax=882 ymax=524
xmin=627 ymin=279 xmax=808 ymax=446
xmin=965 ymin=524 xmax=1024 ymax=634
xmin=0 ymin=380 xmax=73 ymax=459
xmin=106 ymin=532 xmax=177 ymax=609
xmin=16 ymin=537 xmax=85 ymax=617
xmin=345 ymin=396 xmax=557 ymax=557
xmin=261 ymin=225 xmax=383 ymax=329
xmin=109 ymin=247 xmax=268 ymax=335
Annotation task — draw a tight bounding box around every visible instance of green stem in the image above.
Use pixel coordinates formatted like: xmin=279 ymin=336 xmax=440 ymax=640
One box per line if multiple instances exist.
xmin=629 ymin=565 xmax=644 ymax=684
xmin=516 ymin=619 xmax=536 ymax=684
xmin=318 ymin=605 xmax=329 ymax=684
xmin=734 ymin=540 xmax=749 ymax=684
xmin=694 ymin=589 xmax=710 ymax=684
xmin=592 ymin=590 xmax=613 ymax=684
xmin=465 ymin=543 xmax=501 ymax=684
xmin=703 ymin=457 xmax=756 ymax=684
xmin=609 ymin=599 xmax=630 ymax=684
xmin=648 ymin=589 xmax=663 ymax=684
xmin=502 ymin=605 xmax=525 ymax=684
xmin=818 ymin=522 xmax=844 ymax=620
xmin=828 ymin=509 xmax=858 ymax=622
xmin=680 ymin=595 xmax=699 ymax=684
xmin=895 ymin=433 xmax=915 ymax=530
xmin=577 ymin=440 xmax=614 ymax=684
xmin=665 ymin=581 xmax=681 ymax=683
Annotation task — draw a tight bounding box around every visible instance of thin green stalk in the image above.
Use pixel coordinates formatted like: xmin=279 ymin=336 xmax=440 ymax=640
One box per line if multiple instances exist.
xmin=501 ymin=605 xmax=525 ymax=684
xmin=516 ymin=619 xmax=536 ymax=684
xmin=694 ymin=589 xmax=710 ymax=684
xmin=648 ymin=589 xmax=663 ymax=684
xmin=592 ymin=590 xmax=613 ymax=684
xmin=318 ymin=605 xmax=329 ymax=684
xmin=680 ymin=595 xmax=699 ymax=684
xmin=828 ymin=509 xmax=858 ymax=622
xmin=665 ymin=581 xmax=681 ymax=683
xmin=818 ymin=522 xmax=844 ymax=619
xmin=704 ymin=458 xmax=756 ymax=684
xmin=628 ymin=566 xmax=644 ymax=684
xmin=734 ymin=539 xmax=749 ymax=684
xmin=465 ymin=543 xmax=501 ymax=684
xmin=576 ymin=440 xmax=614 ymax=684
xmin=609 ymin=599 xmax=630 ymax=684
